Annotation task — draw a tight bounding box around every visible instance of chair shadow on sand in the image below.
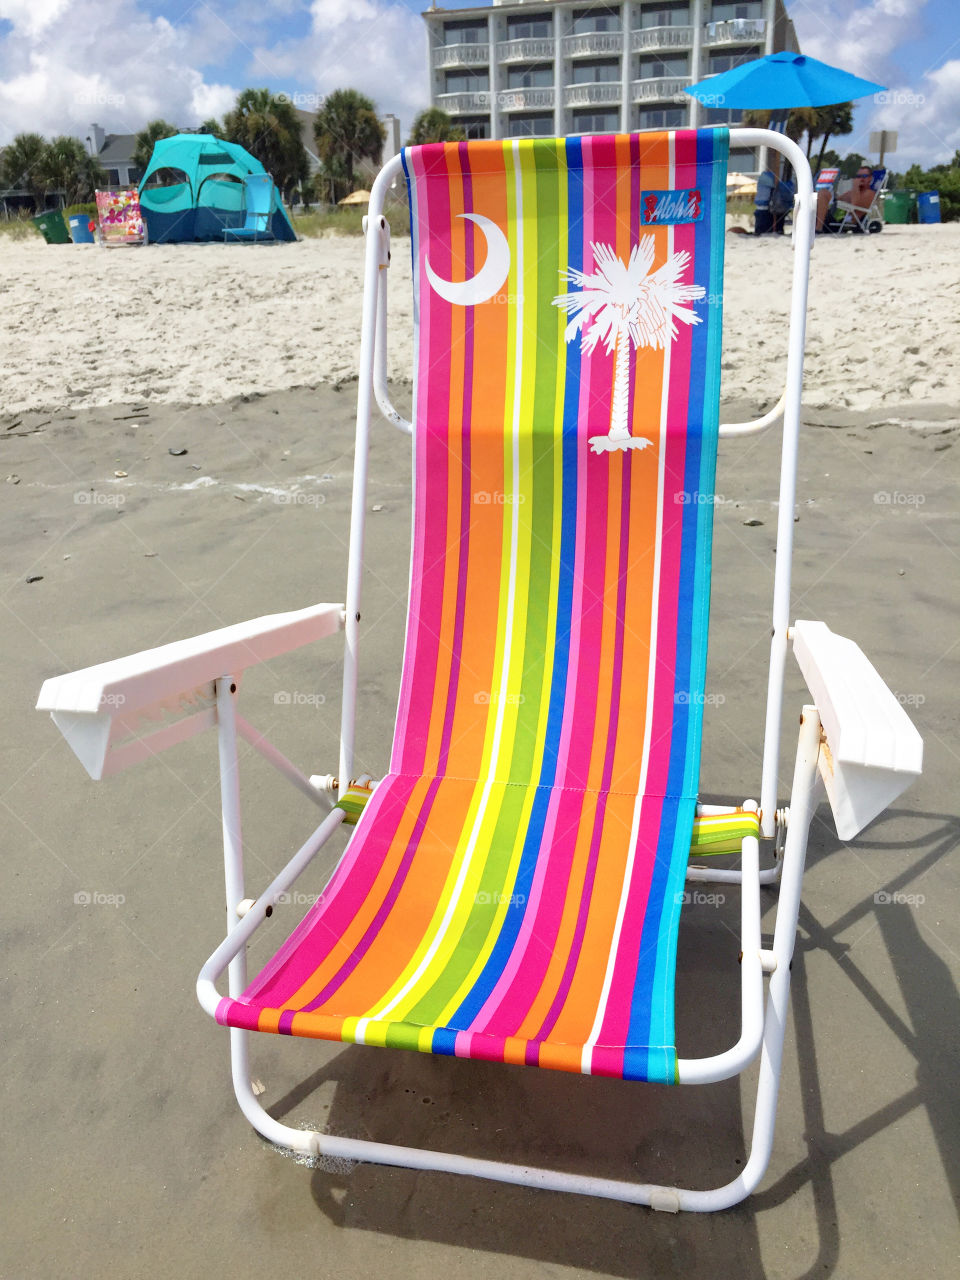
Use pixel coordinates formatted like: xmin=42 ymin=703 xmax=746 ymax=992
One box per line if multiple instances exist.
xmin=251 ymin=806 xmax=958 ymax=1279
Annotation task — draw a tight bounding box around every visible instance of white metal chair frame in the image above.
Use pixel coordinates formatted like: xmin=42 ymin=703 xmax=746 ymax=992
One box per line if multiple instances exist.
xmin=37 ymin=130 xmax=922 ymax=1213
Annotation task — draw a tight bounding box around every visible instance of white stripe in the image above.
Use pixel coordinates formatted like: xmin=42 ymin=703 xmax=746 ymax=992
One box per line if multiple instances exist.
xmin=581 ymin=134 xmax=676 ymax=1074
xmin=360 ymin=142 xmax=526 ymax=1029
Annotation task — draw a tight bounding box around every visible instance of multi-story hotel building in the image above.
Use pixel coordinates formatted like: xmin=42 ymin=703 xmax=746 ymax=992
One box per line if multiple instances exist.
xmin=424 ymin=0 xmax=800 ymax=172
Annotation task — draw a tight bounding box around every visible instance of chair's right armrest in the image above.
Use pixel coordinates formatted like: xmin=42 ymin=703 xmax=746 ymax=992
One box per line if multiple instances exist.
xmin=792 ymin=620 xmax=923 ymax=840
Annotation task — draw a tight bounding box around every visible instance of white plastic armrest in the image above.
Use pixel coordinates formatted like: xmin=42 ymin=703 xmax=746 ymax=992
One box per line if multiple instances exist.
xmin=36 ymin=602 xmax=345 ymax=780
xmin=793 ymin=620 xmax=923 ymax=840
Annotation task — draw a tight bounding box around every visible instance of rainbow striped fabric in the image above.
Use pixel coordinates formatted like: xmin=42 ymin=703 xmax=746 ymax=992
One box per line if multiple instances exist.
xmin=218 ymin=131 xmax=729 ymax=1083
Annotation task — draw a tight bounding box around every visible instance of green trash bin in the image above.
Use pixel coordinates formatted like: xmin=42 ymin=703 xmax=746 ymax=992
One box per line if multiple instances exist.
xmin=882 ymin=190 xmax=916 ymax=225
xmin=32 ymin=209 xmax=71 ymax=244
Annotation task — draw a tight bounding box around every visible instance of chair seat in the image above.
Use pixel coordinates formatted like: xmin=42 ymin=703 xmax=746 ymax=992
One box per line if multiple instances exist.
xmin=217 ymin=771 xmax=701 ymax=1082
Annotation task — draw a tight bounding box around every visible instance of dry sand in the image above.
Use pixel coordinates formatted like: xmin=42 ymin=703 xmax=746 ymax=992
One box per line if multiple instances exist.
xmin=2 ymin=223 xmax=959 ymax=419
xmin=1 ymin=220 xmax=959 ymax=1279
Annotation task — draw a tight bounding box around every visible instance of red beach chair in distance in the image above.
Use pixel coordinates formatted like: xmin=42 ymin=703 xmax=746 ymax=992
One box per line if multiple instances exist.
xmin=37 ymin=128 xmax=922 ymax=1212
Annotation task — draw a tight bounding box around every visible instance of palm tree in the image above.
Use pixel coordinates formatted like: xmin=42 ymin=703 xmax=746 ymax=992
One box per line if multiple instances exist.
xmin=553 ymin=239 xmax=706 ymax=453
xmin=811 ymin=103 xmax=854 ymax=171
xmin=133 ymin=119 xmax=178 ymax=171
xmin=407 ymin=108 xmax=465 ymax=146
xmin=313 ymin=89 xmax=385 ymax=204
xmin=223 ymin=88 xmax=308 ymax=199
xmin=200 ymin=118 xmax=225 ymax=139
xmin=0 ymin=132 xmax=48 ymax=208
xmin=41 ymin=136 xmax=99 ymax=205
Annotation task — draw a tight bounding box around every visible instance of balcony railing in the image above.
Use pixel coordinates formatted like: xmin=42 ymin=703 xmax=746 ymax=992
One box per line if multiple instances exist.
xmin=562 ymin=31 xmax=623 ymax=57
xmin=498 ymin=87 xmax=556 ymax=111
xmin=433 ymin=42 xmax=490 ymax=70
xmin=564 ymin=82 xmax=622 ymax=108
xmin=633 ymin=76 xmax=693 ymax=103
xmin=631 ymin=25 xmax=694 ymax=52
xmin=436 ymin=91 xmax=491 ymax=114
xmin=702 ymin=18 xmax=766 ymax=47
xmin=495 ymin=37 xmax=555 ymax=63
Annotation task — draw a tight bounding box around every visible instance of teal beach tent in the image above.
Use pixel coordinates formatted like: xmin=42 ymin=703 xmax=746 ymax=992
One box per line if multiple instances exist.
xmin=139 ymin=134 xmax=296 ymax=243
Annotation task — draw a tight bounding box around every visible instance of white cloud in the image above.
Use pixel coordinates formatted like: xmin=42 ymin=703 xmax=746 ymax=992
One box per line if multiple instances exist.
xmin=792 ymin=0 xmax=930 ymax=77
xmin=0 ymin=1 xmax=242 ymax=141
xmin=872 ymin=59 xmax=960 ymax=166
xmin=253 ymin=1 xmax=429 ymax=124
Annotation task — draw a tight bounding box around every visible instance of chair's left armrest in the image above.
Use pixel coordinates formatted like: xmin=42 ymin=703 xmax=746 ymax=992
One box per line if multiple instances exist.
xmin=37 ymin=602 xmax=344 ymax=779
xmin=793 ymin=620 xmax=923 ymax=839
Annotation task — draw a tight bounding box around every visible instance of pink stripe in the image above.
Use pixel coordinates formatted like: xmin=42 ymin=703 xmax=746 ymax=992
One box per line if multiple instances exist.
xmin=393 ymin=148 xmax=453 ymax=776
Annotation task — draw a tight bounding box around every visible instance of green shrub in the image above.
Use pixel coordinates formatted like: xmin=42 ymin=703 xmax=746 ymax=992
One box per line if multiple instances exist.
xmin=292 ymin=202 xmax=410 ymax=238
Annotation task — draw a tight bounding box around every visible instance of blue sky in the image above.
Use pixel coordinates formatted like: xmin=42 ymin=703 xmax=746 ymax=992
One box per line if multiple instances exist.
xmin=0 ymin=1 xmax=957 ymax=168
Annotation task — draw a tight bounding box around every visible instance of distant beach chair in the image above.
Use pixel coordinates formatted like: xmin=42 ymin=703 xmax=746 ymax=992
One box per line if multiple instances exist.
xmin=37 ymin=128 xmax=922 ymax=1213
xmin=223 ymin=173 xmax=278 ymax=243
xmin=94 ymin=189 xmax=145 ymax=246
xmin=824 ymin=167 xmax=888 ymax=235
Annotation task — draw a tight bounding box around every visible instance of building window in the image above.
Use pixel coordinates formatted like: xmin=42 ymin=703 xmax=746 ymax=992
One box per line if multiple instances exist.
xmin=445 ymin=70 xmax=490 ymax=94
xmin=106 ymin=169 xmax=120 ymax=186
xmin=728 ymin=148 xmax=756 ymax=173
xmin=571 ymin=109 xmax=621 ymax=134
xmin=506 ymin=13 xmax=553 ymax=39
xmin=709 ymin=47 xmax=759 ymax=73
xmin=702 ymin=106 xmax=743 ymax=125
xmin=571 ymin=7 xmax=622 ymax=34
xmin=459 ymin=116 xmax=492 ymax=140
xmin=710 ymin=1 xmax=763 ymax=19
xmin=637 ymin=107 xmax=685 ymax=129
xmin=638 ymin=2 xmax=691 ymax=27
xmin=637 ymin=54 xmax=689 ymax=78
xmin=571 ymin=58 xmax=621 ymax=84
xmin=443 ymin=19 xmax=487 ymax=45
xmin=506 ymin=113 xmax=555 ymax=138
xmin=127 ymin=167 xmax=143 ymax=185
xmin=507 ymin=64 xmax=553 ymax=89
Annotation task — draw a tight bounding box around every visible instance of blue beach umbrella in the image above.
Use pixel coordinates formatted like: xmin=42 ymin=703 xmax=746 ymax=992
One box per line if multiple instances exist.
xmin=684 ymin=51 xmax=886 ymax=110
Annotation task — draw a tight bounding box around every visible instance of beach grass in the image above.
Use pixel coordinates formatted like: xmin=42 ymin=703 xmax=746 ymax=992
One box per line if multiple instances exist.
xmin=293 ymin=204 xmax=411 ymax=238
xmin=0 ymin=217 xmax=40 ymax=239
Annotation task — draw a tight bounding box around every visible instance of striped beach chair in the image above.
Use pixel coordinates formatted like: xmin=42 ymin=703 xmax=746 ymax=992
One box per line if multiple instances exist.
xmin=37 ymin=128 xmax=922 ymax=1211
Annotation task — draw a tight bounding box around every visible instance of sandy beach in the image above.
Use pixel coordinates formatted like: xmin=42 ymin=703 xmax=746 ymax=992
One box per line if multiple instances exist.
xmin=3 ymin=223 xmax=959 ymax=420
xmin=2 ymin=222 xmax=959 ymax=1279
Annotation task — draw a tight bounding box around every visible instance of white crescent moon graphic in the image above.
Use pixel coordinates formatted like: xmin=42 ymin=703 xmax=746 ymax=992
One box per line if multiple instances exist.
xmin=425 ymin=213 xmax=511 ymax=307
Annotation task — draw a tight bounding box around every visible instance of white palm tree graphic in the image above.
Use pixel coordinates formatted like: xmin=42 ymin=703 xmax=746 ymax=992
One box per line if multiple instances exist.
xmin=553 ymin=238 xmax=706 ymax=454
